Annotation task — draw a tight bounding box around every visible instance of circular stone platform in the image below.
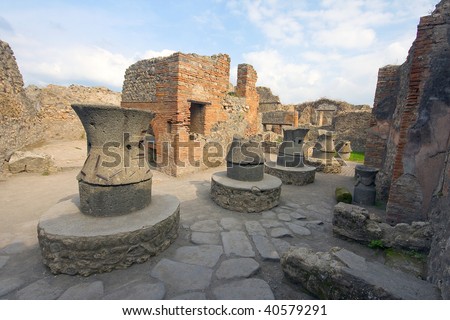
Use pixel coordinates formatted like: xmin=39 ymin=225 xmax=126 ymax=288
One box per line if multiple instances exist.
xmin=264 ymin=161 xmax=316 ymax=186
xmin=38 ymin=194 xmax=180 ymax=276
xmin=210 ymin=171 xmax=282 ymax=213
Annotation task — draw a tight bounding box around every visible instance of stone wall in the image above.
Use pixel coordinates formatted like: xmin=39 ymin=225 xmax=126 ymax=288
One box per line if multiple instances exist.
xmin=26 ymin=85 xmax=121 ymax=141
xmin=296 ymin=98 xmax=372 ymax=152
xmin=122 ymin=52 xmax=261 ymax=176
xmin=0 ymin=40 xmax=42 ymax=164
xmin=257 ymin=86 xmax=281 ymax=112
xmin=236 ymin=64 xmax=260 ymax=135
xmin=364 ymin=0 xmax=450 ymax=298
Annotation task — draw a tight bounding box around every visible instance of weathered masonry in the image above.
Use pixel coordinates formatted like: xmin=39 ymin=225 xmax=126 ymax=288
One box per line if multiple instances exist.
xmin=121 ymin=52 xmax=259 ymax=176
xmin=364 ymin=0 xmax=450 ymax=298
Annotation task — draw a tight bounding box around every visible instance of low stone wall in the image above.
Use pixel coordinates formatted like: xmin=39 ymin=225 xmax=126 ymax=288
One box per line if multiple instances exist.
xmin=332 ymin=202 xmax=432 ymax=253
xmin=281 ymin=247 xmax=439 ymax=299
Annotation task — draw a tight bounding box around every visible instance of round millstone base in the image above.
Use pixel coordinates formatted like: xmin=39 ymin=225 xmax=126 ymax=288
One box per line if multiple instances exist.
xmin=38 ymin=194 xmax=180 ymax=276
xmin=264 ymin=162 xmax=316 ymax=186
xmin=210 ymin=171 xmax=282 ymax=213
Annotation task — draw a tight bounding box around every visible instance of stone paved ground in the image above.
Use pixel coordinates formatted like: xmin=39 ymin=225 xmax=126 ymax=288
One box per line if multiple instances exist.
xmin=0 ymin=141 xmax=388 ymax=300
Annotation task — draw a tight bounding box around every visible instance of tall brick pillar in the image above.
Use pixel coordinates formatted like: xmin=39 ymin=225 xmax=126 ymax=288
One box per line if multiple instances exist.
xmin=236 ymin=64 xmax=259 ymax=135
xmin=364 ymin=65 xmax=400 ymax=203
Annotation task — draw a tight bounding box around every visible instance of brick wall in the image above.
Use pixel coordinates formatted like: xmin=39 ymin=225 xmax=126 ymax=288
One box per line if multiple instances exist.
xmin=237 ymin=64 xmax=260 ymax=135
xmin=363 ymin=0 xmax=450 ymax=297
xmin=122 ymin=53 xmax=259 ymax=176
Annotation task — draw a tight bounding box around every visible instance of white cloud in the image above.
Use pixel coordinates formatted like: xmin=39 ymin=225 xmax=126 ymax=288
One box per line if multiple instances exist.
xmin=243 ymin=0 xmax=304 ymax=46
xmin=140 ymin=50 xmax=176 ymax=60
xmin=15 ymin=40 xmax=175 ymax=90
xmin=243 ymin=49 xmax=323 ymax=103
xmin=314 ymin=25 xmax=376 ymax=49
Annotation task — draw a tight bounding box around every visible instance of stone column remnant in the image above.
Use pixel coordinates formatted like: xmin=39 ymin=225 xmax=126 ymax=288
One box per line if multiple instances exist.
xmin=72 ymin=104 xmax=154 ymax=216
xmin=312 ymin=130 xmax=336 ymax=160
xmin=38 ymin=104 xmax=180 ymax=276
xmin=353 ymin=165 xmax=379 ymax=205
xmin=277 ymin=128 xmax=309 ymax=167
xmin=226 ymin=135 xmax=264 ymax=182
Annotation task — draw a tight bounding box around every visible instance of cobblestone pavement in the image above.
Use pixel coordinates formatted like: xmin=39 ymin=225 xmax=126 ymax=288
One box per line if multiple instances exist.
xmin=1 ymin=150 xmax=378 ymax=300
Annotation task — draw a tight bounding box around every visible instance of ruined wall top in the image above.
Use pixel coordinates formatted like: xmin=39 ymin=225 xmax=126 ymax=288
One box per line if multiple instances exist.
xmin=122 ymin=52 xmax=230 ymax=103
xmin=0 ymin=40 xmax=25 ymax=95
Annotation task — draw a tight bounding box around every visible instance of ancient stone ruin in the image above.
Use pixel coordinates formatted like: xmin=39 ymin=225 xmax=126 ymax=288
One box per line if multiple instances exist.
xmin=0 ymin=40 xmax=42 ymax=168
xmin=353 ymin=165 xmax=379 ymax=206
xmin=265 ymin=128 xmax=316 ymax=185
xmin=37 ymin=104 xmax=180 ymax=276
xmin=211 ymin=136 xmax=282 ymax=213
xmin=121 ymin=53 xmax=260 ymax=177
xmin=363 ymin=0 xmax=450 ymax=297
xmin=281 ymin=0 xmax=450 ymax=299
xmin=305 ymin=130 xmax=342 ymax=174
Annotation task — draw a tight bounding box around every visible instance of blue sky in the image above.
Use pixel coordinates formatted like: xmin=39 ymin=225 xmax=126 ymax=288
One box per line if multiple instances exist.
xmin=0 ymin=0 xmax=437 ymax=105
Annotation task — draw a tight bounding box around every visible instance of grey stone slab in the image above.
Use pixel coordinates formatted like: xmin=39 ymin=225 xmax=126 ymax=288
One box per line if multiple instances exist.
xmin=272 ymin=238 xmax=291 ymax=255
xmin=270 ymin=227 xmax=293 ymax=238
xmin=221 ymin=231 xmax=255 ymax=257
xmin=333 ymin=248 xmax=368 ymax=271
xmin=216 ymin=258 xmax=260 ymax=280
xmin=262 ymin=211 xmax=277 ymax=219
xmin=190 ymin=220 xmax=222 ymax=232
xmin=260 ymin=219 xmax=283 ymax=228
xmin=295 ymin=208 xmax=310 ymax=216
xmin=306 ymin=204 xmax=328 ymax=214
xmin=151 ymin=259 xmax=213 ymax=292
xmin=103 ymin=281 xmax=166 ymax=300
xmin=284 ymin=202 xmax=301 ymax=209
xmin=252 ymin=235 xmax=280 ymax=261
xmin=220 ymin=217 xmax=243 ymax=230
xmin=277 ymin=213 xmax=292 ymax=222
xmin=290 ymin=212 xmax=307 ymax=220
xmin=213 ymin=279 xmax=274 ymax=300
xmin=0 ymin=242 xmax=27 ymax=254
xmin=307 ymin=220 xmax=324 ymax=225
xmin=292 ymin=220 xmax=307 ymax=227
xmin=0 ymin=278 xmax=24 ymax=297
xmin=0 ymin=256 xmax=9 ymax=269
xmin=58 ymin=281 xmax=104 ymax=300
xmin=274 ymin=207 xmax=291 ymax=214
xmin=171 ymin=292 xmax=206 ymax=300
xmin=245 ymin=221 xmax=267 ymax=236
xmin=16 ymin=279 xmax=65 ymax=300
xmin=191 ymin=232 xmax=221 ymax=245
xmin=173 ymin=245 xmax=223 ymax=267
xmin=286 ymin=222 xmax=311 ymax=236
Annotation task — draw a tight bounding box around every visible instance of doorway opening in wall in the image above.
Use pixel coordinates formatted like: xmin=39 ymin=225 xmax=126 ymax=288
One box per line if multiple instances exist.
xmin=189 ymin=100 xmax=208 ymax=135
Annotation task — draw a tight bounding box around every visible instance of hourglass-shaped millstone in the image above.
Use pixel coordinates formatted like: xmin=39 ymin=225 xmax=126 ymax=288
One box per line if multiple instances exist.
xmin=277 ymin=128 xmax=309 ymax=167
xmin=353 ymin=165 xmax=379 ymax=205
xmin=72 ymin=104 xmax=155 ymax=216
xmin=226 ymin=136 xmax=265 ymax=181
xmin=312 ymin=130 xmax=336 ymax=160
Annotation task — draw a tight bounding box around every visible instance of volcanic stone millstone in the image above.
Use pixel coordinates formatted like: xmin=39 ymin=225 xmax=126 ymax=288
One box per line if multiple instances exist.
xmin=38 ymin=195 xmax=180 ymax=276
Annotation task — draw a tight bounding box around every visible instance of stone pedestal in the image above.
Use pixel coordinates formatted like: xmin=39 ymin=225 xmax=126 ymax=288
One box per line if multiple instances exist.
xmin=307 ymin=130 xmax=341 ymax=173
xmin=38 ymin=195 xmax=180 ymax=276
xmin=264 ymin=162 xmax=315 ymax=186
xmin=211 ymin=171 xmax=282 ymax=213
xmin=226 ymin=136 xmax=264 ymax=182
xmin=38 ymin=104 xmax=180 ymax=276
xmin=353 ymin=165 xmax=379 ymax=205
xmin=268 ymin=128 xmax=316 ymax=185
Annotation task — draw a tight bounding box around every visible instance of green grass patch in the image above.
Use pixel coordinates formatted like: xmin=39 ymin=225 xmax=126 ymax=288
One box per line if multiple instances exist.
xmin=368 ymin=239 xmax=386 ymax=250
xmin=349 ymin=151 xmax=365 ymax=163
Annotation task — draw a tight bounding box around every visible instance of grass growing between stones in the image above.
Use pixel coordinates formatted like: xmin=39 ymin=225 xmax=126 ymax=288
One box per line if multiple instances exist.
xmin=348 ymin=151 xmax=365 ymax=163
xmin=384 ymin=248 xmax=427 ymax=278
